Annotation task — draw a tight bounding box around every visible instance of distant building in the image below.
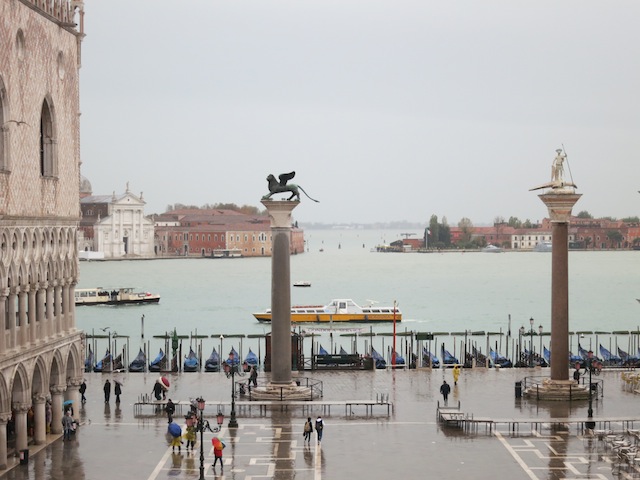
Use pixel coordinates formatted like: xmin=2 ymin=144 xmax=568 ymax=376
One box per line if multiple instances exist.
xmin=153 ymin=209 xmax=304 ymax=257
xmin=79 ymin=184 xmax=155 ymax=258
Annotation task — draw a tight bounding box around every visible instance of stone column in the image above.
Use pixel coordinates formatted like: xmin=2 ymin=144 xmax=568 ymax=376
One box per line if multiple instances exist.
xmin=62 ymin=283 xmax=70 ymax=332
xmin=8 ymin=288 xmax=17 ymax=350
xmin=28 ymin=287 xmax=36 ymax=345
xmin=0 ymin=413 xmax=10 ymax=469
xmin=66 ymin=378 xmax=82 ymax=409
xmin=18 ymin=289 xmax=28 ymax=348
xmin=0 ymin=290 xmax=7 ymax=354
xmin=12 ymin=402 xmax=29 ymax=452
xmin=261 ymin=200 xmax=299 ymax=385
xmin=36 ymin=286 xmax=46 ymax=340
xmin=54 ymin=284 xmax=62 ymax=335
xmin=46 ymin=285 xmax=54 ymax=339
xmin=539 ymin=192 xmax=581 ymax=382
xmin=32 ymin=394 xmax=47 ymax=445
xmin=50 ymin=386 xmax=65 ymax=434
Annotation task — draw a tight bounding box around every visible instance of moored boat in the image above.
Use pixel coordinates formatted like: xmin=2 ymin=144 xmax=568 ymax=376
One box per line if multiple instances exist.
xmin=293 ymin=281 xmax=311 ymax=287
xmin=85 ymin=345 xmax=94 ymax=372
xmin=481 ymin=244 xmax=503 ymax=253
xmin=204 ymin=348 xmax=221 ymax=372
xmin=370 ymin=348 xmax=386 ymax=369
xmin=75 ymin=287 xmax=160 ymax=306
xmin=253 ymin=299 xmax=401 ymax=323
xmin=149 ymin=348 xmax=166 ymax=372
xmin=183 ymin=347 xmax=199 ymax=372
xmin=534 ymin=241 xmax=552 ymax=252
xmin=129 ymin=348 xmax=146 ymax=372
xmin=422 ymin=348 xmax=440 ymax=368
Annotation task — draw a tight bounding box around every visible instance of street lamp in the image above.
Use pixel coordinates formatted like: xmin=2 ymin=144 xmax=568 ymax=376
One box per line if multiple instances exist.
xmin=224 ymin=351 xmax=243 ymax=428
xmin=529 ymin=317 xmax=535 ymax=367
xmin=518 ymin=326 xmax=525 ymax=367
xmin=538 ymin=325 xmax=543 ymax=366
xmin=586 ymin=350 xmax=595 ymax=429
xmin=194 ymin=397 xmax=224 ymax=480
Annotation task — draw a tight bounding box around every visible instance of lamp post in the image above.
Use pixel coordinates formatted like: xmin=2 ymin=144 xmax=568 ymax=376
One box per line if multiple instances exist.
xmin=529 ymin=317 xmax=535 ymax=367
xmin=519 ymin=326 xmax=525 ymax=367
xmin=538 ymin=325 xmax=543 ymax=366
xmin=586 ymin=350 xmax=595 ymax=429
xmin=224 ymin=351 xmax=242 ymax=428
xmin=195 ymin=397 xmax=224 ymax=480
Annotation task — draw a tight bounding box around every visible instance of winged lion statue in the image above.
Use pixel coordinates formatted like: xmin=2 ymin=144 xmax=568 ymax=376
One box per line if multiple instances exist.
xmin=262 ymin=171 xmax=319 ymax=202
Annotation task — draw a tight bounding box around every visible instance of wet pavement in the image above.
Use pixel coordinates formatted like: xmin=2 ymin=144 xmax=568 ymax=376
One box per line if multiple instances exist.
xmin=2 ymin=367 xmax=639 ymax=479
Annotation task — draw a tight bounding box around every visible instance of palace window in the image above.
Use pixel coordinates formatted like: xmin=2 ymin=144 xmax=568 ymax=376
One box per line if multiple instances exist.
xmin=40 ymin=99 xmax=57 ymax=177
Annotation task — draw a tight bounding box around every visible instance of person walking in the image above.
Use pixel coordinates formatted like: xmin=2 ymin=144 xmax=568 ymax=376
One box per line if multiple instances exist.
xmin=452 ymin=365 xmax=461 ymax=385
xmin=303 ymin=417 xmax=313 ymax=444
xmin=315 ymin=416 xmax=325 ymax=445
xmin=211 ymin=437 xmax=225 ymax=472
xmin=165 ymin=399 xmax=175 ymax=423
xmin=152 ymin=381 xmax=163 ymax=401
xmin=440 ymin=380 xmax=451 ymax=405
xmin=62 ymin=410 xmax=75 ymax=441
xmin=79 ymin=380 xmax=87 ymax=404
xmin=249 ymin=366 xmax=258 ymax=388
xmin=573 ymin=363 xmax=581 ymax=384
xmin=114 ymin=381 xmax=122 ymax=403
xmin=184 ymin=422 xmax=196 ymax=452
xmin=103 ymin=379 xmax=111 ymax=403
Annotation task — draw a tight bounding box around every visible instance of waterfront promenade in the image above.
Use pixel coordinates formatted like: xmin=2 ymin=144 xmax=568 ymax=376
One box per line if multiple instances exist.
xmin=2 ymin=367 xmax=638 ymax=479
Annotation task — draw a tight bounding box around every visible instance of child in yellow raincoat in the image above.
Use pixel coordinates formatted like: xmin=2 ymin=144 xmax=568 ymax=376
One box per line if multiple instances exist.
xmin=453 ymin=365 xmax=461 ymax=385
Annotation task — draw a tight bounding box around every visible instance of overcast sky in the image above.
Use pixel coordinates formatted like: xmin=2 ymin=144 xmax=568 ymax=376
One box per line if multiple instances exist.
xmin=80 ymin=1 xmax=640 ymax=225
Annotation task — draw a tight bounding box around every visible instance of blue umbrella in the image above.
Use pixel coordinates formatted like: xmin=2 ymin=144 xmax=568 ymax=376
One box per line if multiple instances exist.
xmin=63 ymin=400 xmax=74 ymax=406
xmin=168 ymin=422 xmax=181 ymax=438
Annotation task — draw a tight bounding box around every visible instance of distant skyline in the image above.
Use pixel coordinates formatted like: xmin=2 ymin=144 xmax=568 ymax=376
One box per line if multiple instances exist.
xmin=80 ymin=1 xmax=640 ymax=225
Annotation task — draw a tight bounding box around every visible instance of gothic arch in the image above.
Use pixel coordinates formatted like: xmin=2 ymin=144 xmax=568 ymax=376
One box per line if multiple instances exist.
xmin=31 ymin=356 xmax=49 ymax=399
xmin=40 ymin=97 xmax=57 ymax=177
xmin=0 ymin=373 xmax=9 ymax=412
xmin=10 ymin=363 xmax=30 ymax=405
xmin=49 ymin=350 xmax=65 ymax=388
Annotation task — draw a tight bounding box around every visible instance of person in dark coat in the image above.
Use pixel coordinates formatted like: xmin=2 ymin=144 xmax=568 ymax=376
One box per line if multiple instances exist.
xmin=79 ymin=380 xmax=87 ymax=404
xmin=103 ymin=379 xmax=111 ymax=403
xmin=114 ymin=382 xmax=122 ymax=403
xmin=165 ymin=399 xmax=175 ymax=423
xmin=440 ymin=380 xmax=451 ymax=405
xmin=152 ymin=382 xmax=163 ymax=401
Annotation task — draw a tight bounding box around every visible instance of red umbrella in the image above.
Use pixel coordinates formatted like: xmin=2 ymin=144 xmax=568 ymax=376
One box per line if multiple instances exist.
xmin=157 ymin=376 xmax=170 ymax=390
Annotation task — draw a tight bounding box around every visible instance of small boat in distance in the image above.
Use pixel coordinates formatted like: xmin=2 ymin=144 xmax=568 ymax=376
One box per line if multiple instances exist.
xmin=481 ymin=244 xmax=503 ymax=253
xmin=183 ymin=347 xmax=200 ymax=372
xmin=75 ymin=287 xmax=160 ymax=306
xmin=534 ymin=241 xmax=552 ymax=252
xmin=253 ymin=299 xmax=401 ymax=323
xmin=293 ymin=281 xmax=311 ymax=287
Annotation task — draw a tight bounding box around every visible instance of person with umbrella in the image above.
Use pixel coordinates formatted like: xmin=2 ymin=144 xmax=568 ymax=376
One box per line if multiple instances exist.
xmin=168 ymin=421 xmax=183 ymax=453
xmin=62 ymin=410 xmax=75 ymax=441
xmin=211 ymin=436 xmax=225 ymax=472
xmin=63 ymin=400 xmax=74 ymax=416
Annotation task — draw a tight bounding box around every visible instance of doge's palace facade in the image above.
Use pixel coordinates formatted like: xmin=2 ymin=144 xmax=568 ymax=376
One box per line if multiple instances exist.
xmin=0 ymin=0 xmax=85 ymax=468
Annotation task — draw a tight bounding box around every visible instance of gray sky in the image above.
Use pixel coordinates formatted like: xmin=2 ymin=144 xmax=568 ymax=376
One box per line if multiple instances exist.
xmin=80 ymin=1 xmax=640 ymax=225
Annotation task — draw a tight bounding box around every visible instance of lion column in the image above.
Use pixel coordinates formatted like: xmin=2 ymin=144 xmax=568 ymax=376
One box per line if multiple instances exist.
xmin=261 ymin=200 xmax=299 ymax=385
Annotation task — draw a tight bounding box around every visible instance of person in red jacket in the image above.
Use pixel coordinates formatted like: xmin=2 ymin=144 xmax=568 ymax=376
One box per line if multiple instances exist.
xmin=211 ymin=437 xmax=225 ymax=472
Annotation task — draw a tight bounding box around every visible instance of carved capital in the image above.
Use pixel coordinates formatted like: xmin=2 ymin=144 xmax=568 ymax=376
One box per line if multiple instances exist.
xmin=32 ymin=393 xmax=47 ymax=404
xmin=67 ymin=377 xmax=83 ymax=388
xmin=0 ymin=288 xmax=8 ymax=298
xmin=0 ymin=412 xmax=12 ymax=424
xmin=50 ymin=385 xmax=67 ymax=395
xmin=11 ymin=402 xmax=30 ymax=414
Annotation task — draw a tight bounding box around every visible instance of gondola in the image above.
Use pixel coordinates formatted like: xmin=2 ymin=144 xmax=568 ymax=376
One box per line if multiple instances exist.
xmin=370 ymin=348 xmax=386 ymax=369
xmin=128 ymin=348 xmax=146 ymax=372
xmin=183 ymin=347 xmax=199 ymax=372
xmin=318 ymin=344 xmax=329 ymax=356
xmin=618 ymin=347 xmax=640 ymax=367
xmin=149 ymin=348 xmax=166 ymax=372
xmin=543 ymin=346 xmax=551 ymax=365
xmin=599 ymin=344 xmax=622 ymax=366
xmin=226 ymin=347 xmax=240 ymax=365
xmin=85 ymin=345 xmax=94 ymax=373
xmin=392 ymin=351 xmax=405 ymax=365
xmin=489 ymin=348 xmax=512 ymax=368
xmin=204 ymin=347 xmax=221 ymax=372
xmin=112 ymin=353 xmax=124 ymax=372
xmin=93 ymin=350 xmax=111 ymax=373
xmin=442 ymin=349 xmax=459 ymax=365
xmin=422 ymin=348 xmax=440 ymax=368
xmin=243 ymin=348 xmax=258 ymax=372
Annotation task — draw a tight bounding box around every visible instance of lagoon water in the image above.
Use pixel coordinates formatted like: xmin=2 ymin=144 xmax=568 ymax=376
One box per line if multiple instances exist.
xmin=76 ymin=229 xmax=640 ymax=362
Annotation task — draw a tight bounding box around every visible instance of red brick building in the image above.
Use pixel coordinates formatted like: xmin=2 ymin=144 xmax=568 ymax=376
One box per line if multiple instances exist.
xmin=153 ymin=209 xmax=304 ymax=257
